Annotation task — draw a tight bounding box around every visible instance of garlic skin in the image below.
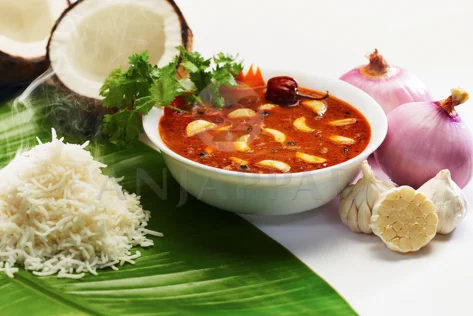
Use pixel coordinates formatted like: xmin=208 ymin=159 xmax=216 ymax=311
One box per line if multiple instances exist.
xmin=417 ymin=170 xmax=468 ymax=234
xmin=339 ymin=160 xmax=394 ymax=233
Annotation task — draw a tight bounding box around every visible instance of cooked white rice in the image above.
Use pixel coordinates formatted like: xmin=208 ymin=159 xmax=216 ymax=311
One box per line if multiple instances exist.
xmin=0 ymin=129 xmax=161 ymax=278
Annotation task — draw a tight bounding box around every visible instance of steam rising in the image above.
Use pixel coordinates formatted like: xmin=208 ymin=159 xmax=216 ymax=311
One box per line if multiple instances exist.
xmin=0 ymin=68 xmax=107 ymax=165
xmin=13 ymin=68 xmax=105 ymax=144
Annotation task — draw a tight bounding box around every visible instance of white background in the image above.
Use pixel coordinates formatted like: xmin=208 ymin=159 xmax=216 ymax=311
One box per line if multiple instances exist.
xmin=177 ymin=0 xmax=473 ymax=315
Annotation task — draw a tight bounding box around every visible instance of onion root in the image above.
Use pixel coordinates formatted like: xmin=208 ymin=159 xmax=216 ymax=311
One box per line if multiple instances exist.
xmin=359 ymin=49 xmax=390 ymax=77
xmin=439 ymin=88 xmax=470 ymax=115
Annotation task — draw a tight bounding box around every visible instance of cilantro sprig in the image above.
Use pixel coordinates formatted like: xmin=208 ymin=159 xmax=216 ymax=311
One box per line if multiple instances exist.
xmin=99 ymin=47 xmax=243 ymax=146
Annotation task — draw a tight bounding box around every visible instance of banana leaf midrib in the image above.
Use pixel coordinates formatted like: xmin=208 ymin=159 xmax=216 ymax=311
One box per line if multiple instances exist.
xmin=10 ymin=273 xmax=99 ymax=316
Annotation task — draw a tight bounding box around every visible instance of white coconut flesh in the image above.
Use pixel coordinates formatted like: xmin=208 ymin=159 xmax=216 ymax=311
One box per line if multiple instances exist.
xmin=48 ymin=0 xmax=187 ymax=100
xmin=0 ymin=0 xmax=68 ymax=59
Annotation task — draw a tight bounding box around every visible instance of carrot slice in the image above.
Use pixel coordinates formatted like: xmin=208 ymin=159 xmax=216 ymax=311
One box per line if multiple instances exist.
xmin=236 ymin=64 xmax=266 ymax=88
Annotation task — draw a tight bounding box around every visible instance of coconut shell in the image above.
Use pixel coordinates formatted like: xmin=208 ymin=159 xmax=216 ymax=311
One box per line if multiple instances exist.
xmin=0 ymin=52 xmax=49 ymax=88
xmin=0 ymin=0 xmax=70 ymax=88
xmin=46 ymin=0 xmax=193 ymax=100
xmin=165 ymin=0 xmax=194 ymax=78
xmin=164 ymin=0 xmax=193 ymax=52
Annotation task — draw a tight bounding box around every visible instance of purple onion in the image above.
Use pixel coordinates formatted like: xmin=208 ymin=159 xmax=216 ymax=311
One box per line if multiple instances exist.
xmin=340 ymin=49 xmax=432 ymax=114
xmin=374 ymin=88 xmax=473 ymax=189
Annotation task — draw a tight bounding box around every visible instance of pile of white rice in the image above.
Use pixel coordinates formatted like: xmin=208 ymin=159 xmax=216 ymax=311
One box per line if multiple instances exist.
xmin=0 ymin=129 xmax=161 ymax=279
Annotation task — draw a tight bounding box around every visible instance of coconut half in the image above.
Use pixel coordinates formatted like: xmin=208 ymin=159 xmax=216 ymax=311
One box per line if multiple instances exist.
xmin=47 ymin=0 xmax=193 ymax=100
xmin=0 ymin=0 xmax=69 ymax=86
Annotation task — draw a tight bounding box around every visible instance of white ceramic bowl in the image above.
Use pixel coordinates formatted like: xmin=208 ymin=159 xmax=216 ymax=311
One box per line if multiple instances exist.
xmin=143 ymin=70 xmax=387 ymax=215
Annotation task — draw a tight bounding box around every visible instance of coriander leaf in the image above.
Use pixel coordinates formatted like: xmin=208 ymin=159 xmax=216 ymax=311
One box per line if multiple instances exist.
xmin=213 ymin=52 xmax=243 ymax=76
xmin=214 ymin=52 xmax=238 ymax=65
xmin=205 ymin=57 xmax=242 ymax=108
xmin=205 ymin=67 xmax=236 ymax=108
xmin=150 ymin=75 xmax=181 ymax=109
xmin=159 ymin=55 xmax=179 ymax=80
xmin=100 ymin=51 xmax=154 ymax=108
xmin=177 ymin=46 xmax=212 ymax=92
xmin=179 ymin=78 xmax=197 ymax=92
xmin=180 ymin=60 xmax=199 ymax=73
xmin=176 ymin=46 xmax=243 ymax=108
xmin=134 ymin=96 xmax=155 ymax=115
xmin=177 ymin=46 xmax=211 ymax=71
xmin=101 ymin=77 xmax=151 ymax=109
xmin=100 ymin=68 xmax=126 ymax=108
xmin=214 ymin=52 xmax=234 ymax=63
xmin=103 ymin=109 xmax=141 ymax=147
xmin=129 ymin=51 xmax=149 ymax=63
xmin=141 ymin=56 xmax=183 ymax=112
xmin=127 ymin=51 xmax=154 ymax=80
xmin=150 ymin=67 xmax=160 ymax=79
xmin=191 ymin=70 xmax=213 ymax=93
xmin=212 ymin=66 xmax=238 ymax=87
xmin=208 ymin=85 xmax=226 ymax=108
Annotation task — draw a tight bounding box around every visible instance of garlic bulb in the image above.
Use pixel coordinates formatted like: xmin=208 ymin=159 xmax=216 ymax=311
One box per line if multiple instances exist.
xmin=339 ymin=160 xmax=394 ymax=233
xmin=370 ymin=186 xmax=438 ymax=253
xmin=418 ymin=170 xmax=468 ymax=234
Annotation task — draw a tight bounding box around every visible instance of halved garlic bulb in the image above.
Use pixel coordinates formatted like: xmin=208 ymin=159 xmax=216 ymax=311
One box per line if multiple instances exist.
xmin=418 ymin=170 xmax=468 ymax=234
xmin=186 ymin=120 xmax=216 ymax=137
xmin=370 ymin=186 xmax=438 ymax=253
xmin=339 ymin=161 xmax=394 ymax=233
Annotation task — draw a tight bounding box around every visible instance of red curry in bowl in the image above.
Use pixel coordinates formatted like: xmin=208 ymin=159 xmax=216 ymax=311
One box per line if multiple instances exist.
xmin=159 ymin=75 xmax=371 ymax=174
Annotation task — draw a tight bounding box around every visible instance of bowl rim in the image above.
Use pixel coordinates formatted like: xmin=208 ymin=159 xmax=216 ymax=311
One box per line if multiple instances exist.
xmin=143 ymin=69 xmax=388 ymax=179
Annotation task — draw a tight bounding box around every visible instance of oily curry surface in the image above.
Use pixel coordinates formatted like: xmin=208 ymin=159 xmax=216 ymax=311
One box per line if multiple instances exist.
xmin=159 ymin=87 xmax=371 ymax=173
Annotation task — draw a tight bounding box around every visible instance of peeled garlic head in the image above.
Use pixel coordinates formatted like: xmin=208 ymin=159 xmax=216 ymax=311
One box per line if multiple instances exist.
xmin=418 ymin=169 xmax=468 ymax=234
xmin=370 ymin=186 xmax=438 ymax=253
xmin=339 ymin=160 xmax=394 ymax=233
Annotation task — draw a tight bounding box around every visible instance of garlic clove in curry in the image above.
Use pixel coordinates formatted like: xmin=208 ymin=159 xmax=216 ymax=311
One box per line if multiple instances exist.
xmin=227 ymin=108 xmax=256 ymax=118
xmin=418 ymin=169 xmax=468 ymax=234
xmin=234 ymin=134 xmax=252 ymax=152
xmin=293 ymin=117 xmax=315 ymax=132
xmin=295 ymin=152 xmax=326 ymax=164
xmin=339 ymin=160 xmax=395 ymax=233
xmin=329 ymin=135 xmax=356 ymax=145
xmin=258 ymin=103 xmax=278 ymax=111
xmin=186 ymin=120 xmax=217 ymax=137
xmin=262 ymin=128 xmax=286 ymax=143
xmin=256 ymin=160 xmax=291 ymax=173
xmin=328 ymin=118 xmax=357 ymax=126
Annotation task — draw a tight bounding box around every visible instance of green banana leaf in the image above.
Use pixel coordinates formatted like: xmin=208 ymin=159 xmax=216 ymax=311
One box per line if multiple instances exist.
xmin=0 ymin=87 xmax=356 ymax=316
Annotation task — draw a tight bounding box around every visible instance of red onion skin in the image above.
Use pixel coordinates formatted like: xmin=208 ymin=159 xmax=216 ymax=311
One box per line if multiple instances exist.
xmin=340 ymin=67 xmax=432 ymax=114
xmin=374 ymin=101 xmax=473 ymax=189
